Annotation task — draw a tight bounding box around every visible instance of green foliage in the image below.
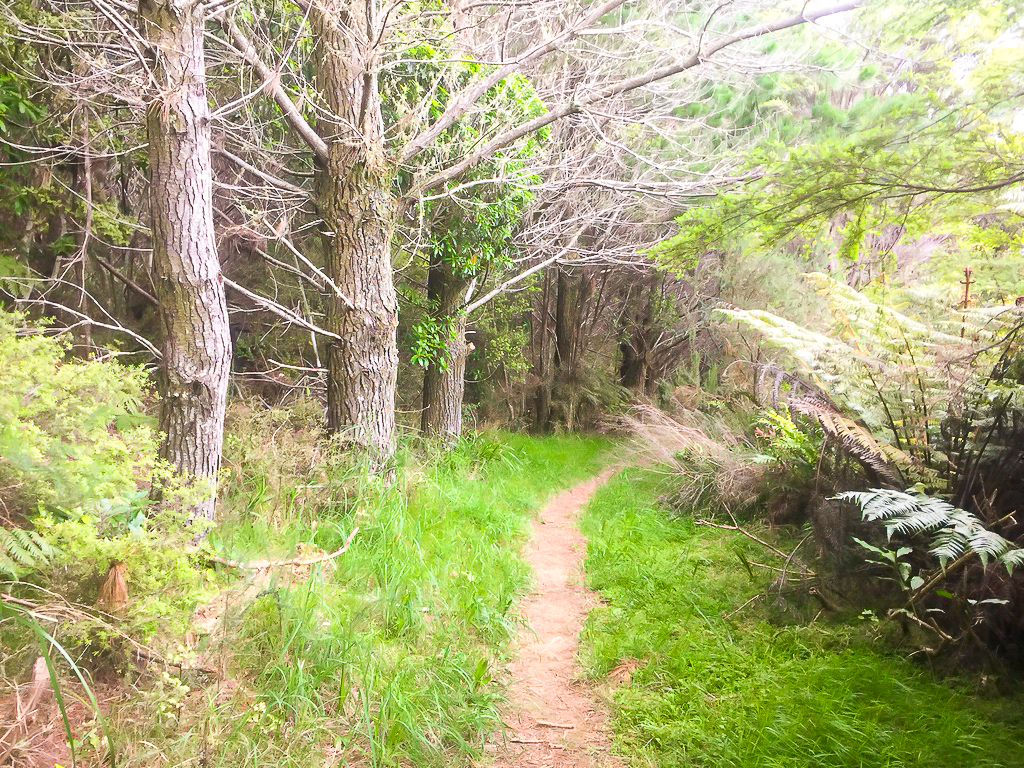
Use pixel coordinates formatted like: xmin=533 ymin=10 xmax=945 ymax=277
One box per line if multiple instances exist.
xmin=655 ymin=7 xmax=1024 ymax=295
xmin=0 ymin=311 xmax=211 ymax=656
xmin=410 ymin=315 xmax=460 ymax=371
xmin=581 ymin=470 xmax=1024 ymax=767
xmin=852 ymin=536 xmax=921 ymax=591
xmin=0 ymin=72 xmax=45 ymax=134
xmin=837 ymin=489 xmax=1024 ymax=572
xmin=34 ymin=505 xmax=208 ymax=640
xmin=715 ymin=273 xmax=1000 ymax=473
xmin=0 ymin=526 xmax=56 ymax=578
xmin=753 ymin=407 xmax=820 ymax=469
xmin=0 ymin=311 xmax=161 ymax=518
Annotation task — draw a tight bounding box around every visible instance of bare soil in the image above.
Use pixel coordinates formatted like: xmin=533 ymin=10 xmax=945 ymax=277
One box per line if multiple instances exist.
xmin=491 ymin=468 xmax=622 ymax=768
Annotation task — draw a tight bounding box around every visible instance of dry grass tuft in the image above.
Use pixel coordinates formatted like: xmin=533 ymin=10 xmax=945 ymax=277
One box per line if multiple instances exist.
xmin=611 ymin=403 xmax=736 ymax=464
xmin=611 ymin=403 xmax=767 ymax=516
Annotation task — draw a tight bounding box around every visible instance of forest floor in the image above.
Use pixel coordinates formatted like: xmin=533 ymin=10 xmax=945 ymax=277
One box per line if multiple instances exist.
xmin=491 ymin=467 xmax=621 ymax=768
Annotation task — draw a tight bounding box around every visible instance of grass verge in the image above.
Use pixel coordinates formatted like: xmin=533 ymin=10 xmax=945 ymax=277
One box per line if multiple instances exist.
xmin=107 ymin=427 xmax=612 ymax=768
xmin=580 ymin=469 xmax=1024 ymax=768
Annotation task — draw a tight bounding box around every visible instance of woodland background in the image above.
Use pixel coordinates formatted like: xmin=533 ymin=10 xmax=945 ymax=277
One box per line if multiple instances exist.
xmin=2 ymin=0 xmax=1024 ymax=766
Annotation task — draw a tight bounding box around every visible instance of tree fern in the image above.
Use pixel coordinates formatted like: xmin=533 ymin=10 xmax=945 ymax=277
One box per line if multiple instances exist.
xmin=0 ymin=527 xmax=57 ymax=579
xmin=789 ymin=396 xmax=907 ymax=485
xmin=714 ymin=273 xmax=1009 ymax=475
xmin=836 ymin=489 xmax=1022 ymax=571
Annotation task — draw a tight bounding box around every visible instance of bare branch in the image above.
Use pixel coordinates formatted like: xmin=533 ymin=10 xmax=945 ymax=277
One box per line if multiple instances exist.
xmin=220 ymin=16 xmax=329 ymax=163
xmin=414 ymin=0 xmax=863 ymax=196
xmin=223 ymin=277 xmax=343 ymax=340
xmin=464 ymin=223 xmax=588 ymax=315
xmin=216 ymin=147 xmax=310 ymax=198
xmin=399 ymin=0 xmax=631 ymax=163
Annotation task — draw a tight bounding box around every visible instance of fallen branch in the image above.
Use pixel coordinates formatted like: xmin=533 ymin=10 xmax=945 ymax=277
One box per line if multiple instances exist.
xmin=695 ymin=519 xmax=794 ymax=563
xmin=203 ymin=526 xmax=359 ymax=570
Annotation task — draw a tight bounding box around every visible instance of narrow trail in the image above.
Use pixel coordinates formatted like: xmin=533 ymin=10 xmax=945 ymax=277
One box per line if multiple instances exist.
xmin=492 ymin=468 xmax=622 ymax=768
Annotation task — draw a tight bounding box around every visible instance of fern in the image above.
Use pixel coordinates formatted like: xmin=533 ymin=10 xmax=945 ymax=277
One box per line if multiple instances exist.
xmin=715 ymin=273 xmax=1011 ymax=475
xmin=0 ymin=527 xmax=57 ymax=579
xmin=836 ymin=489 xmax=1023 ymax=571
xmin=789 ymin=396 xmax=906 ymax=484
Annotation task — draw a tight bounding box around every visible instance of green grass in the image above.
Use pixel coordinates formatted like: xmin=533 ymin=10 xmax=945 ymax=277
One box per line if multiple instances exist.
xmin=108 ymin=428 xmax=612 ymax=768
xmin=581 ymin=469 xmax=1024 ymax=768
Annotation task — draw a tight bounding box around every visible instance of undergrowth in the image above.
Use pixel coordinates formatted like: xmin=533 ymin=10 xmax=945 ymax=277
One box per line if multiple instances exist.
xmin=0 ymin=330 xmax=613 ymax=768
xmin=581 ymin=469 xmax=1024 ymax=768
xmin=103 ymin=424 xmax=612 ymax=768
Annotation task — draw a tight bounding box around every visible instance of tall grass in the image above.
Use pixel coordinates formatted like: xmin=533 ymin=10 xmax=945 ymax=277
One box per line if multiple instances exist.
xmin=109 ymin=413 xmax=611 ymax=768
xmin=581 ymin=470 xmax=1024 ymax=768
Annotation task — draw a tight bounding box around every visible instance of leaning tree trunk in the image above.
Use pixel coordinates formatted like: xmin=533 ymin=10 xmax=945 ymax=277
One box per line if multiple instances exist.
xmin=553 ymin=266 xmax=581 ymax=431
xmin=532 ymin=267 xmax=553 ymax=433
xmin=140 ymin=0 xmax=231 ymax=522
xmin=313 ymin=0 xmax=399 ymax=460
xmin=421 ymin=261 xmax=469 ymax=441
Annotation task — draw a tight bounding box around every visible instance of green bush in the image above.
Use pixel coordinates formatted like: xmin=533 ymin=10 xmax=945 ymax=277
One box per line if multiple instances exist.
xmin=0 ymin=310 xmax=207 ymax=646
xmin=0 ymin=311 xmax=159 ymax=520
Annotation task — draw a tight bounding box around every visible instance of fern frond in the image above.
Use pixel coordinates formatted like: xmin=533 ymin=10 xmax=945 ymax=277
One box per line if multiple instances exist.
xmin=969 ymin=529 xmax=1012 ymax=565
xmin=931 ymin=528 xmax=968 ymax=565
xmin=837 ymin=488 xmax=929 ymax=522
xmin=834 ymin=489 xmax=1024 ymax=573
xmin=888 ymin=509 xmax=952 ymax=537
xmin=0 ymin=550 xmax=23 ymax=579
xmin=1001 ymin=549 xmax=1024 ymax=574
xmin=0 ymin=527 xmax=56 ymax=579
xmin=791 ymin=398 xmax=904 ymax=484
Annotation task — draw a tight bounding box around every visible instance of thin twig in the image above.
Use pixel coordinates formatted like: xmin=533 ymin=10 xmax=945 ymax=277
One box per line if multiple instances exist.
xmin=723 ymin=593 xmax=762 ymax=620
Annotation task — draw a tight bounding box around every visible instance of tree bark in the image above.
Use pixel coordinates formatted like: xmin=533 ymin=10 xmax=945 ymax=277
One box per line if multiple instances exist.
xmin=619 ymin=274 xmax=657 ymax=393
xmin=312 ymin=0 xmax=399 ymax=459
xmin=140 ymin=0 xmax=231 ymax=521
xmin=553 ymin=266 xmax=586 ymax=430
xmin=315 ymin=153 xmax=398 ymax=457
xmin=532 ymin=267 xmax=553 ymax=433
xmin=421 ymin=261 xmax=469 ymax=441
xmin=420 ymin=317 xmax=469 ymax=441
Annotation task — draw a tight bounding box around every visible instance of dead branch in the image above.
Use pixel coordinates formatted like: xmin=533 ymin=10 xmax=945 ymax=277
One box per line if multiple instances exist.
xmin=203 ymin=526 xmax=359 ymax=570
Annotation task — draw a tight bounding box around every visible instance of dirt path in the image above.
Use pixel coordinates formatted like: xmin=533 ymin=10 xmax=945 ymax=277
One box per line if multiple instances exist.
xmin=492 ymin=468 xmax=621 ymax=768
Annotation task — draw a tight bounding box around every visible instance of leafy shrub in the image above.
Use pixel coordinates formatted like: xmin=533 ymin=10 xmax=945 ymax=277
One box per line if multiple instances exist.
xmin=0 ymin=310 xmax=208 ymax=654
xmin=835 ymin=488 xmax=1024 ymax=668
xmin=0 ymin=311 xmax=160 ymax=520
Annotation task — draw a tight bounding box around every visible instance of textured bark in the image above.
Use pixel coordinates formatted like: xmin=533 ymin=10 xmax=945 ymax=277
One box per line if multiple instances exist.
xmin=312 ymin=0 xmax=399 ymax=459
xmin=421 ymin=261 xmax=469 ymax=441
xmin=140 ymin=0 xmax=231 ymax=521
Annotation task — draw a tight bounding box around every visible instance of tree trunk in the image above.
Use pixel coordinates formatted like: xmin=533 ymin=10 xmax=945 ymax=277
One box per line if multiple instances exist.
xmin=553 ymin=266 xmax=582 ymax=430
xmin=619 ymin=276 xmax=655 ymax=393
xmin=420 ymin=317 xmax=469 ymax=441
xmin=315 ymin=153 xmax=398 ymax=457
xmin=140 ymin=0 xmax=231 ymax=522
xmin=312 ymin=0 xmax=399 ymax=459
xmin=532 ymin=267 xmax=553 ymax=433
xmin=421 ymin=261 xmax=468 ymax=441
